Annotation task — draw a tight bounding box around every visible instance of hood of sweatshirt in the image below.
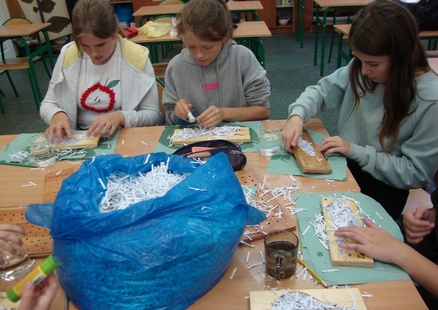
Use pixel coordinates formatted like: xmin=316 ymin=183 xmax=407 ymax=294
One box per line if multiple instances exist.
xmin=177 ymin=39 xmax=236 ymax=108
xmin=180 ymin=39 xmax=236 ymax=67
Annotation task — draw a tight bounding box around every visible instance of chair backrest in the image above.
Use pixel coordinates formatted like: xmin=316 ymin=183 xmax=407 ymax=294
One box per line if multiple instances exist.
xmin=2 ymin=17 xmax=32 ymax=26
xmin=2 ymin=17 xmax=39 ymax=48
xmin=153 ymin=16 xmax=173 ymax=24
xmin=159 ymin=0 xmax=183 ymax=5
xmin=156 ymin=79 xmax=165 ymax=114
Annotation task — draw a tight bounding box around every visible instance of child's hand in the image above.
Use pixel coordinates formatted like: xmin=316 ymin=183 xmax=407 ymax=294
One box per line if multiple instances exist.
xmin=19 ymin=273 xmax=59 ymax=310
xmin=403 ymin=207 xmax=435 ymax=244
xmin=175 ymin=99 xmax=193 ymax=122
xmin=0 ymin=224 xmax=27 ymax=255
xmin=197 ymin=106 xmax=223 ymax=128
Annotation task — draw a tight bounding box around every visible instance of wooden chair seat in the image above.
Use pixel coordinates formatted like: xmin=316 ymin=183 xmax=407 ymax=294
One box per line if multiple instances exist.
xmin=156 ymin=78 xmax=165 ymax=114
xmin=0 ymin=17 xmax=53 ymax=113
xmin=0 ymin=57 xmax=30 ymax=70
xmin=152 ymin=62 xmax=168 ymax=79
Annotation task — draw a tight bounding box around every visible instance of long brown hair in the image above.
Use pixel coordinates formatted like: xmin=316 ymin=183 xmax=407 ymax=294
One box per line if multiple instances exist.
xmin=176 ymin=0 xmax=233 ymax=41
xmin=349 ymin=0 xmax=429 ymax=151
xmin=71 ymin=0 xmax=125 ymax=53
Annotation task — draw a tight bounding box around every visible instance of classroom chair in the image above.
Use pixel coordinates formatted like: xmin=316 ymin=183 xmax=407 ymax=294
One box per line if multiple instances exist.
xmin=0 ymin=17 xmax=52 ymax=112
xmin=153 ymin=62 xmax=168 ymax=86
xmin=333 ymin=24 xmax=353 ymax=69
xmin=333 ymin=24 xmax=438 ymax=70
xmin=156 ymin=78 xmax=165 ymax=114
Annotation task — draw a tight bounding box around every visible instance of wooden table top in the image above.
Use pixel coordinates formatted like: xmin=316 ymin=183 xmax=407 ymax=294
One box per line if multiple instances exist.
xmin=429 ymin=57 xmax=438 ymax=75
xmin=0 ymin=119 xmax=427 ymax=309
xmin=133 ymin=0 xmax=263 ymax=17
xmin=131 ymin=20 xmax=271 ymax=44
xmin=0 ymin=23 xmax=51 ymax=38
xmin=313 ymin=0 xmax=373 ymax=8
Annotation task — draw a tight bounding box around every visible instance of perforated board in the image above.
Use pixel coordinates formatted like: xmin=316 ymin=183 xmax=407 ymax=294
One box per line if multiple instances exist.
xmin=236 ymin=168 xmax=296 ymax=242
xmin=321 ymin=197 xmax=374 ymax=267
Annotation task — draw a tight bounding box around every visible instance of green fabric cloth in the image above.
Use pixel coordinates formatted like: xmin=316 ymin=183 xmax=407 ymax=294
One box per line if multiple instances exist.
xmin=267 ymin=128 xmax=347 ymax=181
xmin=153 ymin=121 xmax=260 ymax=154
xmin=0 ymin=130 xmax=120 ymax=167
xmin=296 ymin=192 xmax=409 ymax=286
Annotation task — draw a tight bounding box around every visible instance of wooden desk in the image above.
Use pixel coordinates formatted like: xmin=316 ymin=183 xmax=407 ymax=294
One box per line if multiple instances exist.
xmin=132 ymin=21 xmax=272 ymax=67
xmin=0 ymin=22 xmax=54 ymax=106
xmin=313 ymin=0 xmax=372 ymax=76
xmin=333 ymin=24 xmax=438 ymax=71
xmin=333 ymin=23 xmax=352 ymax=68
xmin=133 ymin=1 xmax=264 ymax=26
xmin=428 ymin=57 xmax=438 ymax=75
xmin=0 ymin=119 xmax=427 ymax=309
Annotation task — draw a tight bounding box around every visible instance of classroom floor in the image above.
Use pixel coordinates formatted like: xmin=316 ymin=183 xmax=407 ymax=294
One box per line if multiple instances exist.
xmin=0 ymin=32 xmax=341 ymax=136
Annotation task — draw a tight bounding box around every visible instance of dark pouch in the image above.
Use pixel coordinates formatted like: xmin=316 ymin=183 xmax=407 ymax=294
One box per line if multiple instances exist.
xmin=173 ymin=139 xmax=247 ymax=171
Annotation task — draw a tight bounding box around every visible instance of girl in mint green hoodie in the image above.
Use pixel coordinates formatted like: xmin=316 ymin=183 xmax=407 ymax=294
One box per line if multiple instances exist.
xmin=282 ymin=1 xmax=438 ymax=220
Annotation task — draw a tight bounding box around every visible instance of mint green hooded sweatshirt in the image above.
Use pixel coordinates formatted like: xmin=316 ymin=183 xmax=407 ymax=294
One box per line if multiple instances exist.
xmin=288 ymin=61 xmax=438 ymax=189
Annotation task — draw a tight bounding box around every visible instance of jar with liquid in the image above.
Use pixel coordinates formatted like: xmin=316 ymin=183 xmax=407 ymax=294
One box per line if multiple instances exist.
xmin=0 ymin=242 xmax=35 ymax=282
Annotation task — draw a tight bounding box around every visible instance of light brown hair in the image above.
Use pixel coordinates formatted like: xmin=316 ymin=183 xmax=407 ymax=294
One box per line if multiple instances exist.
xmin=176 ymin=0 xmax=233 ymax=41
xmin=72 ymin=0 xmax=125 ymax=53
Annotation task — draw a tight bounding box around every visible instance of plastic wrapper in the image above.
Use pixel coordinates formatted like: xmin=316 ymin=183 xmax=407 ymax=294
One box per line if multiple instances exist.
xmin=25 ymin=152 xmax=265 ymax=309
xmin=140 ymin=21 xmax=171 ymax=38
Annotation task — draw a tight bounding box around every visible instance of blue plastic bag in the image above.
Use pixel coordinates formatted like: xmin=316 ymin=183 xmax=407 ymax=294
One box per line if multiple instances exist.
xmin=26 ymin=152 xmax=264 ymax=309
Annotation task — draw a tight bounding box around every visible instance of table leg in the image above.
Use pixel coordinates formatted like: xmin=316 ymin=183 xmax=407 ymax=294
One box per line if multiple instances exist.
xmin=300 ymin=0 xmax=305 ymax=48
xmin=313 ymin=5 xmax=320 ymax=66
xmin=41 ymin=30 xmax=54 ymax=70
xmin=319 ymin=12 xmax=329 ymax=76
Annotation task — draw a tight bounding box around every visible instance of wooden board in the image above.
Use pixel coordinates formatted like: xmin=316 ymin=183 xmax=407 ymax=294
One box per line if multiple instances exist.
xmin=0 ymin=207 xmax=52 ymax=257
xmin=321 ymin=197 xmax=374 ymax=267
xmin=43 ymin=167 xmax=78 ymax=202
xmin=51 ymin=134 xmax=101 ymax=150
xmin=236 ymin=168 xmax=296 ymax=242
xmin=171 ymin=126 xmax=251 ymax=145
xmin=0 ymin=168 xmax=79 ymax=258
xmin=250 ymin=288 xmax=367 ymax=310
xmin=292 ymin=129 xmax=332 ymax=174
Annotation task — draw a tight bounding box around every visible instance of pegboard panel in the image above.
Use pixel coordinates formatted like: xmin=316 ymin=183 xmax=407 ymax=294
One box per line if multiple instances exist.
xmin=43 ymin=167 xmax=78 ymax=202
xmin=0 ymin=208 xmax=52 ymax=257
xmin=236 ymin=168 xmax=296 ymax=243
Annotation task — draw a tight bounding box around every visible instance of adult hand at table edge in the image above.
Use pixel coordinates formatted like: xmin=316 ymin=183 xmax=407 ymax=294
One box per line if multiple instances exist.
xmin=281 ymin=115 xmax=303 ymax=153
xmin=46 ymin=112 xmax=73 ymax=142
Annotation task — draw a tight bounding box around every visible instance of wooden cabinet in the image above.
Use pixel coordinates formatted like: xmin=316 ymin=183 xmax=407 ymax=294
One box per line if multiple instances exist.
xmin=258 ymin=0 xmax=296 ymax=34
xmin=132 ymin=0 xmax=159 ymax=26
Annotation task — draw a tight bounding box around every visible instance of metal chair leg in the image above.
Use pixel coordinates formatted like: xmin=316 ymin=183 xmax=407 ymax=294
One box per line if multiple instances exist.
xmin=0 ymin=90 xmax=5 ymax=113
xmin=5 ymin=71 xmax=19 ymax=97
